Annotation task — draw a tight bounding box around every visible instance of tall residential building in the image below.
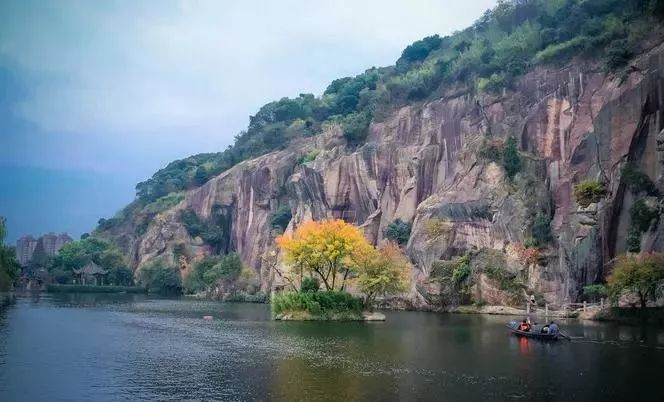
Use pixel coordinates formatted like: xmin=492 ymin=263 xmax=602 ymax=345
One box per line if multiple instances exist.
xmin=15 ymin=232 xmax=73 ymax=267
xmin=16 ymin=235 xmax=38 ymax=267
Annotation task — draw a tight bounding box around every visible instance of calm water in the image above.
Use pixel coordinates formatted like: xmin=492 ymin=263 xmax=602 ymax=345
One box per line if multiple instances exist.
xmin=1 ymin=294 xmax=663 ymax=401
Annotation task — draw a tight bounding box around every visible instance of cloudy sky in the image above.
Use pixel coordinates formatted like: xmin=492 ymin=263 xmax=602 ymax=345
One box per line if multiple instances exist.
xmin=0 ymin=0 xmax=496 ymax=243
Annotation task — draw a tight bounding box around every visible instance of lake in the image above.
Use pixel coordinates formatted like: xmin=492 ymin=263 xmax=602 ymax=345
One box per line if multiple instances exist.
xmin=1 ymin=294 xmax=663 ymax=401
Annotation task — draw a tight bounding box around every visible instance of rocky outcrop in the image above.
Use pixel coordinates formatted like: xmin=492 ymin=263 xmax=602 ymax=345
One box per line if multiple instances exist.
xmin=100 ymin=40 xmax=664 ymax=308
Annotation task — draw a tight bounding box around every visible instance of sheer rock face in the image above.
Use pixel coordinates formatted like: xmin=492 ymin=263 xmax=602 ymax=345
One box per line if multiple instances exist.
xmin=105 ymin=42 xmax=664 ymax=307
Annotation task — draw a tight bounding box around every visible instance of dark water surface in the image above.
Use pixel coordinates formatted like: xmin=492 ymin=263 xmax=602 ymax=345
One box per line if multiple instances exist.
xmin=1 ymin=294 xmax=663 ymax=401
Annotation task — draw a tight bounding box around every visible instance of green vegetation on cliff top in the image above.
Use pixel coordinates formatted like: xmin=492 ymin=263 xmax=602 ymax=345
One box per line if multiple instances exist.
xmin=97 ymin=0 xmax=664 ymax=233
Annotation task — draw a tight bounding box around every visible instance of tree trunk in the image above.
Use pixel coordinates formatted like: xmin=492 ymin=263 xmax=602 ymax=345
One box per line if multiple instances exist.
xmin=639 ymin=292 xmax=647 ymax=309
xmin=315 ymin=268 xmax=332 ymax=290
xmin=340 ymin=270 xmax=349 ymax=291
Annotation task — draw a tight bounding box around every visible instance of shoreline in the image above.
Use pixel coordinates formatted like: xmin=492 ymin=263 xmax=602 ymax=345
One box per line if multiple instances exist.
xmin=273 ymin=311 xmax=386 ymax=321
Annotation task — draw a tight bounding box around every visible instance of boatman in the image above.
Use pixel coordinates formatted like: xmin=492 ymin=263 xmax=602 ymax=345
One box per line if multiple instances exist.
xmin=548 ymin=321 xmax=559 ymax=335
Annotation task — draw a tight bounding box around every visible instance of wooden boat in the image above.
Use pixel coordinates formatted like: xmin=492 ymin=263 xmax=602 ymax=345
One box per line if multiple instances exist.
xmin=507 ymin=320 xmax=559 ymax=340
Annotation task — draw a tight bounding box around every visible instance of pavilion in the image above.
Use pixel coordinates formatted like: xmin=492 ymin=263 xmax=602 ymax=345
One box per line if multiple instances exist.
xmin=73 ymin=261 xmax=108 ymax=285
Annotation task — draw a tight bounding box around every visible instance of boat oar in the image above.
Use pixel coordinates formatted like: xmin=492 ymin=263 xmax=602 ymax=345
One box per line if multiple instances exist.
xmin=558 ymin=331 xmax=573 ymax=341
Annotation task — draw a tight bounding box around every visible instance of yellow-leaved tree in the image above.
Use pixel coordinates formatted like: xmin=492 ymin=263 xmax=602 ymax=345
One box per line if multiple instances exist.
xmin=354 ymin=242 xmax=411 ymax=307
xmin=276 ymin=219 xmax=372 ymax=291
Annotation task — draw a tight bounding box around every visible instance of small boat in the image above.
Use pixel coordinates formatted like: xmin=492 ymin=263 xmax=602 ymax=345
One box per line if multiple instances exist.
xmin=507 ymin=320 xmax=559 ymax=340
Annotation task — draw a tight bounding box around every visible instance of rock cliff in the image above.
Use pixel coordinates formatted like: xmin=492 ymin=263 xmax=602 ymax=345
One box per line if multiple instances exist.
xmin=99 ymin=40 xmax=664 ymax=309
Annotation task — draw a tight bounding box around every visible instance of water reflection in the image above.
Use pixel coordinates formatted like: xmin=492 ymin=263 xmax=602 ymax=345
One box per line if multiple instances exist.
xmin=0 ymin=294 xmax=662 ymax=401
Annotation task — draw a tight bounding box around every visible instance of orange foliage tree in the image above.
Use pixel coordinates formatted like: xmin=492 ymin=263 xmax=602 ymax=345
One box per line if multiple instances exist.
xmin=276 ymin=219 xmax=372 ymax=291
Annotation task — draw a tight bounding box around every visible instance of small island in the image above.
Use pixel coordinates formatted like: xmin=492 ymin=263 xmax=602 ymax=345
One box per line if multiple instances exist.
xmin=271 ymin=219 xmax=410 ymax=321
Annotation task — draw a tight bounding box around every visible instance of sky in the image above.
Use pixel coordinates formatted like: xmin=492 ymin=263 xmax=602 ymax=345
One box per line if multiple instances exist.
xmin=0 ymin=0 xmax=497 ymax=244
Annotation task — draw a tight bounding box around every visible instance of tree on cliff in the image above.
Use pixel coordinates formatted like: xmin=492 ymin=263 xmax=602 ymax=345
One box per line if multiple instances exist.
xmin=276 ymin=219 xmax=372 ymax=291
xmin=0 ymin=217 xmax=20 ymax=291
xmin=608 ymin=253 xmax=664 ymax=309
xmin=502 ymin=136 xmax=522 ymax=179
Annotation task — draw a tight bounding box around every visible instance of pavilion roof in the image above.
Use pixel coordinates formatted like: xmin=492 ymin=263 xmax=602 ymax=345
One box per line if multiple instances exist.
xmin=73 ymin=261 xmax=108 ymax=275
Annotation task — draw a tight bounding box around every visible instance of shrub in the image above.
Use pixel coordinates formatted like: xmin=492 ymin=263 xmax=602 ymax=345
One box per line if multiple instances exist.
xmin=626 ymin=226 xmax=642 ymax=253
xmin=296 ymin=150 xmax=320 ymax=165
xmin=574 ymin=180 xmax=607 ymax=207
xmin=180 ymin=208 xmax=205 ymax=237
xmin=606 ymin=39 xmax=632 ymax=70
xmin=424 ymin=218 xmax=452 ymax=240
xmin=502 ymin=137 xmax=522 ymax=179
xmin=271 ymin=291 xmax=363 ymax=318
xmin=139 ymin=261 xmax=183 ymax=295
xmin=534 ymin=36 xmax=589 ymax=65
xmin=478 ymin=73 xmax=510 ymax=93
xmin=223 ymin=292 xmax=269 ymax=303
xmin=341 ymin=112 xmax=371 ymax=145
xmin=583 ymin=284 xmax=608 ymax=302
xmin=478 ymin=139 xmax=503 ymax=162
xmin=399 ymin=35 xmax=442 ymax=64
xmin=270 ymin=205 xmax=292 ymax=232
xmin=630 ymin=199 xmax=658 ymax=232
xmin=608 ymin=253 xmax=664 ymax=309
xmin=531 ymin=212 xmax=552 ymax=246
xmin=383 ymin=219 xmax=412 ymax=246
xmin=622 ymin=163 xmax=656 ymax=195
xmin=300 ymin=277 xmax=320 ymax=293
xmin=484 ymin=265 xmax=524 ymax=298
xmin=194 ymin=166 xmax=210 ymax=186
xmin=451 ymin=256 xmax=470 ymax=286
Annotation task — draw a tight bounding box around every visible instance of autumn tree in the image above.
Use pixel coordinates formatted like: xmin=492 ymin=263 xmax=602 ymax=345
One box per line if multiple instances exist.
xmin=355 ymin=242 xmax=411 ymax=308
xmin=276 ymin=219 xmax=372 ymax=291
xmin=607 ymin=253 xmax=664 ymax=309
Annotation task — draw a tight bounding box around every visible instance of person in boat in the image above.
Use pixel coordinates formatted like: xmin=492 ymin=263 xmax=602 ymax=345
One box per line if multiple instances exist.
xmin=518 ymin=319 xmax=531 ymax=332
xmin=548 ymin=321 xmax=559 ymax=335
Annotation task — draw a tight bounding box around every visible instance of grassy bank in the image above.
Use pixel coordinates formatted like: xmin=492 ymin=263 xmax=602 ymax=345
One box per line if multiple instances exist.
xmin=47 ymin=284 xmax=147 ymax=294
xmin=272 ymin=291 xmax=365 ymax=321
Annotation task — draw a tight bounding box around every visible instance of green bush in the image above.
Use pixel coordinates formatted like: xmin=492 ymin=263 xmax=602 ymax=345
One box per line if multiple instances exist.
xmin=296 ymin=150 xmax=320 ymax=165
xmin=630 ymin=199 xmax=658 ymax=232
xmin=606 ymin=39 xmax=632 ymax=70
xmin=483 ymin=265 xmax=524 ymax=301
xmin=626 ymin=226 xmax=642 ymax=253
xmin=531 ymin=212 xmax=552 ymax=246
xmin=179 ymin=208 xmax=227 ymax=252
xmin=583 ymin=284 xmax=608 ymax=301
xmin=270 ymin=205 xmax=292 ymax=232
xmin=341 ymin=112 xmax=371 ymax=145
xmin=451 ymin=256 xmax=470 ymax=286
xmin=534 ymin=36 xmax=589 ymax=65
xmin=272 ymin=291 xmax=363 ymax=318
xmin=223 ymin=292 xmax=269 ymax=303
xmin=300 ymin=277 xmax=320 ymax=293
xmin=502 ymin=137 xmax=522 ymax=179
xmin=383 ymin=219 xmax=412 ymax=246
xmin=139 ymin=261 xmax=183 ymax=295
xmin=574 ymin=180 xmax=607 ymax=207
xmin=622 ymin=163 xmax=656 ymax=195
xmin=398 ymin=35 xmax=443 ymax=64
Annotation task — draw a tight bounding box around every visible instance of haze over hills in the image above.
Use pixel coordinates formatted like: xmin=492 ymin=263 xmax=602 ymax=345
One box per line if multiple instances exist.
xmin=0 ymin=0 xmax=496 ymax=243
